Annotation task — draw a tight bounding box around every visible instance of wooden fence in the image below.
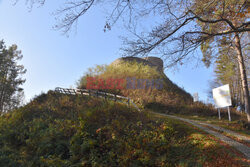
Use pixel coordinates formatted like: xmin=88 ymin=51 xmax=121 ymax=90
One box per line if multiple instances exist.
xmin=54 ymin=87 xmax=140 ymax=111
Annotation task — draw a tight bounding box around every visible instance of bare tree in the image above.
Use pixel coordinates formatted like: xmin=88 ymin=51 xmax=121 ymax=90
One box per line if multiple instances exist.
xmin=20 ymin=0 xmax=250 ymax=121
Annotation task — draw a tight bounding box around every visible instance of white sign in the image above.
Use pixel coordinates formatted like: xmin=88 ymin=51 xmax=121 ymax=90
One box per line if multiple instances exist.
xmin=193 ymin=93 xmax=199 ymax=102
xmin=212 ymin=84 xmax=232 ymax=108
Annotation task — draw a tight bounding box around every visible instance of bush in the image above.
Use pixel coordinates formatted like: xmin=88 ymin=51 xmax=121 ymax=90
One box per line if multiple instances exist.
xmin=77 ymin=61 xmax=193 ymax=108
xmin=0 ymin=92 xmax=180 ymax=166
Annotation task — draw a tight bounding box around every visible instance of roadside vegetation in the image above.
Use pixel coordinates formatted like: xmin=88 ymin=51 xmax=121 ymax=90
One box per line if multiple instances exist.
xmin=174 ymin=111 xmax=250 ymax=136
xmin=149 ymin=101 xmax=250 ymax=136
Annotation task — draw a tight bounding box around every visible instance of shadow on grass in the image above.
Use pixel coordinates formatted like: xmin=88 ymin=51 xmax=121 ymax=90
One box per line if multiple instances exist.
xmin=153 ymin=113 xmax=249 ymax=166
xmin=146 ymin=101 xmax=250 ymax=135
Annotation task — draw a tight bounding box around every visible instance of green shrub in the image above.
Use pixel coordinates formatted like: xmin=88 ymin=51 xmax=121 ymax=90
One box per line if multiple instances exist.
xmin=77 ymin=61 xmax=193 ymax=109
xmin=0 ymin=92 xmax=179 ymax=166
xmin=1 ymin=92 xmax=242 ymax=166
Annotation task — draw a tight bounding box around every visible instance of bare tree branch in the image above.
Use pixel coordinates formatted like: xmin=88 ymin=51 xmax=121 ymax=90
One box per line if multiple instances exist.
xmin=54 ymin=0 xmax=95 ymax=34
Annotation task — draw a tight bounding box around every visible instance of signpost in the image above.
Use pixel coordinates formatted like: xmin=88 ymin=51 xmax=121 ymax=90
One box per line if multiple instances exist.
xmin=193 ymin=93 xmax=199 ymax=102
xmin=212 ymin=84 xmax=232 ymax=121
xmin=218 ymin=108 xmax=221 ymax=120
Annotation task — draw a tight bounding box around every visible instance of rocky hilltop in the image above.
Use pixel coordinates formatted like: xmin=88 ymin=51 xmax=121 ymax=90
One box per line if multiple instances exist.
xmin=112 ymin=56 xmax=164 ymax=72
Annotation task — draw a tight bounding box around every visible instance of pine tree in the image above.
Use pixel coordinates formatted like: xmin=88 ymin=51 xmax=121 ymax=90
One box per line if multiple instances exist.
xmin=212 ymin=34 xmax=249 ymax=110
xmin=0 ymin=40 xmax=26 ymax=113
xmin=214 ymin=52 xmax=237 ymax=106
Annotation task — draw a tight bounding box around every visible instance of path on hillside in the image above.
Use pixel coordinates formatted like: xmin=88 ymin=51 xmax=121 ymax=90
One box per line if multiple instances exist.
xmin=156 ymin=113 xmax=250 ymax=159
xmin=197 ymin=121 xmax=250 ymax=143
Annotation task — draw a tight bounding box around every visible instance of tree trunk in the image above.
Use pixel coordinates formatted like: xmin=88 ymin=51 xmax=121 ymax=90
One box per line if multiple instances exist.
xmin=234 ymin=33 xmax=250 ymax=122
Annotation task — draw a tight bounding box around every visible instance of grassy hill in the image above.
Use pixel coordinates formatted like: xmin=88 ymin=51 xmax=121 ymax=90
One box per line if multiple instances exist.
xmin=77 ymin=60 xmax=193 ymax=111
xmin=0 ymin=59 xmax=248 ymax=166
xmin=0 ymin=92 xmax=246 ymax=166
xmin=76 ymin=60 xmax=249 ymax=132
xmin=76 ymin=60 xmax=242 ymax=118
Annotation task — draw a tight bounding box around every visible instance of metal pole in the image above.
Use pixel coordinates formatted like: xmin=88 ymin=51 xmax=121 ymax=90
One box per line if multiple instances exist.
xmin=218 ymin=108 xmax=221 ymax=120
xmin=227 ymin=106 xmax=231 ymax=121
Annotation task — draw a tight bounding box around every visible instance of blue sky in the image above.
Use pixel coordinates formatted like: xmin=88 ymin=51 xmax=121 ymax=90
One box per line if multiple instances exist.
xmin=0 ymin=1 xmax=214 ymax=103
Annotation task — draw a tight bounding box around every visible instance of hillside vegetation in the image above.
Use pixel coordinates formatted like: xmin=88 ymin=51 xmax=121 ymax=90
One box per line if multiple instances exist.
xmin=77 ymin=60 xmax=249 ymax=130
xmin=0 ymin=92 xmax=171 ymax=166
xmin=77 ymin=60 xmax=192 ymax=110
xmin=0 ymin=92 xmax=246 ymax=166
xmin=0 ymin=57 xmax=247 ymax=166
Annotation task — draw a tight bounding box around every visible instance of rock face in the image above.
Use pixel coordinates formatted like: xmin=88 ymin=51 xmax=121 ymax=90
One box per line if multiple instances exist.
xmin=111 ymin=56 xmax=164 ymax=72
